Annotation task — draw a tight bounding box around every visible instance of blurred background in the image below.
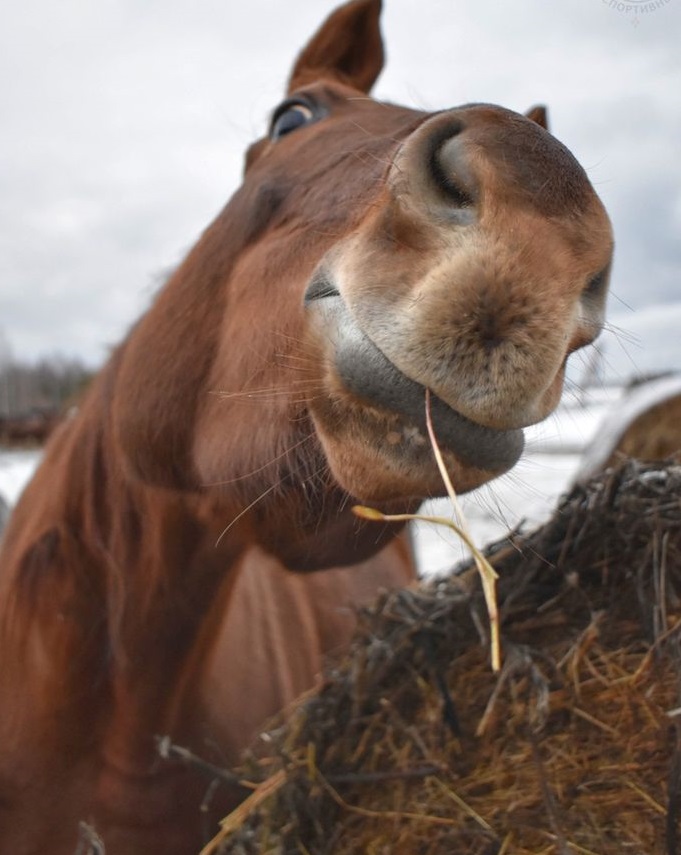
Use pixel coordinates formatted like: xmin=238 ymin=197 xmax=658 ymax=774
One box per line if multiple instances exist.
xmin=1 ymin=0 xmax=680 ymax=572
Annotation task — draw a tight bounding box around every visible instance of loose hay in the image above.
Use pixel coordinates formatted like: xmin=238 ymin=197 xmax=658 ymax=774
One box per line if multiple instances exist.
xmin=207 ymin=459 xmax=681 ymax=855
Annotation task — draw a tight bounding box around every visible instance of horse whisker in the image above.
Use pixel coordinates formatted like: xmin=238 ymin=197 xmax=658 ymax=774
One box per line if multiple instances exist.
xmin=215 ymin=482 xmax=280 ymax=548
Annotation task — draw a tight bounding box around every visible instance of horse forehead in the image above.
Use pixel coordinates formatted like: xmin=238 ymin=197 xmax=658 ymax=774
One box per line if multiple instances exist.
xmin=275 ymin=100 xmax=425 ymax=171
xmin=239 ymin=101 xmax=425 ymax=227
xmin=253 ymin=96 xmax=594 ymax=216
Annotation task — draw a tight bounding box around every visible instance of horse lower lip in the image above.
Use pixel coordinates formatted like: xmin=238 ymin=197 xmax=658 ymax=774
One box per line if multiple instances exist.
xmin=316 ymin=296 xmax=524 ymax=472
xmin=344 ymin=359 xmax=525 ymax=471
xmin=412 ymin=390 xmax=524 ymax=471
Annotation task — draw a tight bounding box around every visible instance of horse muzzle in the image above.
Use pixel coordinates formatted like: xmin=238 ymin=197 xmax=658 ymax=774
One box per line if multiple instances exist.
xmin=304 ymin=276 xmax=524 ymax=475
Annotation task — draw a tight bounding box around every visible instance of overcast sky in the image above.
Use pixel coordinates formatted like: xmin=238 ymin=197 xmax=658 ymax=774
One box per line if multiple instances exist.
xmin=1 ymin=0 xmax=679 ymax=382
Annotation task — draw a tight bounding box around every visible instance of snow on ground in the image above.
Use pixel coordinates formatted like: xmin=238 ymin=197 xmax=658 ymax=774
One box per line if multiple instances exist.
xmin=0 ymin=449 xmax=41 ymax=506
xmin=0 ymin=387 xmax=627 ymax=576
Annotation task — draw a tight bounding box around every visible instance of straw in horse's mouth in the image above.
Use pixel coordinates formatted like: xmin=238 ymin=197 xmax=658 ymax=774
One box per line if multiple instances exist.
xmin=307 ymin=289 xmax=524 ymax=473
xmin=337 ymin=336 xmax=524 ymax=472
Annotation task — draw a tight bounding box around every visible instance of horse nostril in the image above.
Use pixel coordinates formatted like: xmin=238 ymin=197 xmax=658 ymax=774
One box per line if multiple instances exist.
xmin=431 ymin=133 xmax=476 ymax=211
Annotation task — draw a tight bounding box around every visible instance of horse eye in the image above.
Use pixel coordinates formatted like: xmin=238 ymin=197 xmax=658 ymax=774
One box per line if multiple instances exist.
xmin=584 ymin=267 xmax=609 ymax=299
xmin=270 ymin=102 xmax=315 ymax=140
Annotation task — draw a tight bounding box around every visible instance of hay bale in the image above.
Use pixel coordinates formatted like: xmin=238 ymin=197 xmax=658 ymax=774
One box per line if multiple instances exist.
xmin=576 ymin=374 xmax=681 ymax=483
xmin=209 ymin=460 xmax=681 ymax=855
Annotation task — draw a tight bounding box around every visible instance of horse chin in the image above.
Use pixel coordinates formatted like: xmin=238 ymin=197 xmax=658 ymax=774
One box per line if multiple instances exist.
xmin=310 ymin=397 xmax=518 ymax=505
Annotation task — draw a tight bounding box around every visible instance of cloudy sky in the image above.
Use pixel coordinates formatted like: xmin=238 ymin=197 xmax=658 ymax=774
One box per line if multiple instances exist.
xmin=1 ymin=0 xmax=679 ymax=382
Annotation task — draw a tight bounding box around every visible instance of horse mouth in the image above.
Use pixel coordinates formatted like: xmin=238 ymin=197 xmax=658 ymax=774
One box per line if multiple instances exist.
xmin=305 ymin=284 xmax=524 ymax=474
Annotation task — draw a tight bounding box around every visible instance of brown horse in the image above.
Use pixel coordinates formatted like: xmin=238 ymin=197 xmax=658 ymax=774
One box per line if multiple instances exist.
xmin=0 ymin=1 xmax=613 ymax=852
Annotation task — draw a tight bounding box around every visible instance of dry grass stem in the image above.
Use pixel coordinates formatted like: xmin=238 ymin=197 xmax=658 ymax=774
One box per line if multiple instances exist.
xmin=354 ymin=389 xmax=501 ymax=671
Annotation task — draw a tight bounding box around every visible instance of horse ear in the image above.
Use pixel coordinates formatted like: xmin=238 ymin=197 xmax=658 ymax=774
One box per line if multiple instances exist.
xmin=525 ymin=105 xmax=549 ymax=130
xmin=288 ymin=0 xmax=384 ymax=94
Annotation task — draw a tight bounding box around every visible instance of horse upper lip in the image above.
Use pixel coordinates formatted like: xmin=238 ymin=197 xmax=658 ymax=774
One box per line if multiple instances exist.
xmin=308 ymin=290 xmax=525 ymax=472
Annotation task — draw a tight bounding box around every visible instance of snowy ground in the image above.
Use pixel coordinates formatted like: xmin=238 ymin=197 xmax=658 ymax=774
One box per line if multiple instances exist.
xmin=0 ymin=449 xmax=41 ymax=506
xmin=0 ymin=386 xmax=624 ymax=576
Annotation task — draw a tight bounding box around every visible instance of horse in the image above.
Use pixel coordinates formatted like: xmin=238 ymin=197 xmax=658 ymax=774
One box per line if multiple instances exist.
xmin=0 ymin=0 xmax=613 ymax=852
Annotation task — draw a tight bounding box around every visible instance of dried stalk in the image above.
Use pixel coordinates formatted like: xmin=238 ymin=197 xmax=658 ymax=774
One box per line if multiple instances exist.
xmin=354 ymin=389 xmax=501 ymax=671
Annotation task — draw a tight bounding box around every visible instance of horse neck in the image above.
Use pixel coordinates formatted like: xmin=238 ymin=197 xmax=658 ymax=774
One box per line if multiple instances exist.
xmin=0 ymin=356 xmax=246 ymax=742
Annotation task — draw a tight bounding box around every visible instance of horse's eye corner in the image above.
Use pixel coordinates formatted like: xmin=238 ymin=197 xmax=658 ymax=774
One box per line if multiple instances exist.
xmin=269 ymin=102 xmax=315 ymax=141
xmin=583 ymin=268 xmax=609 ymax=298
